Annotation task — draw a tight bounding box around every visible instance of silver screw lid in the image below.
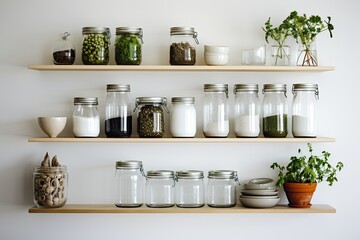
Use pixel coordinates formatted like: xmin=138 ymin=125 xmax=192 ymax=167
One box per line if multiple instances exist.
xmin=74 ymin=97 xmax=98 ymax=105
xmin=171 ymin=97 xmax=195 ymax=104
xmin=176 ymin=170 xmax=204 ymax=179
xmin=263 ymin=83 xmax=287 ymax=93
xmin=208 ymin=170 xmax=237 ymax=179
xmin=82 ymin=27 xmax=110 ymax=35
xmin=147 ymin=170 xmax=174 ymax=179
xmin=204 ymin=83 xmax=228 ymax=92
xmin=116 ymin=160 xmax=142 ymax=169
xmin=136 ymin=97 xmax=167 ymax=105
xmin=107 ymin=84 xmax=130 ymax=92
xmin=234 ymin=84 xmax=259 ymax=94
xmin=292 ymin=83 xmax=318 ymax=92
xmin=116 ymin=27 xmax=142 ymax=35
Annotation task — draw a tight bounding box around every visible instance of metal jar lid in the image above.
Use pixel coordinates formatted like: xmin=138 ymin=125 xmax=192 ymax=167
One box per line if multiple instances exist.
xmin=74 ymin=97 xmax=98 ymax=105
xmin=136 ymin=97 xmax=167 ymax=105
xmin=292 ymin=83 xmax=319 ymax=92
xmin=176 ymin=170 xmax=204 ymax=179
xmin=204 ymin=84 xmax=228 ymax=97
xmin=116 ymin=160 xmax=142 ymax=169
xmin=107 ymin=84 xmax=130 ymax=92
xmin=170 ymin=27 xmax=199 ymax=44
xmin=262 ymin=83 xmax=287 ymax=93
xmin=147 ymin=170 xmax=174 ymax=179
xmin=208 ymin=170 xmax=237 ymax=179
xmin=234 ymin=84 xmax=259 ymax=94
xmin=171 ymin=97 xmax=195 ymax=104
xmin=116 ymin=27 xmax=143 ymax=43
xmin=82 ymin=27 xmax=110 ymax=35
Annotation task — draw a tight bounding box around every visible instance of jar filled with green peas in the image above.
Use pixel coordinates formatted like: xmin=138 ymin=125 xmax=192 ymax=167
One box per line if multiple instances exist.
xmin=81 ymin=27 xmax=110 ymax=65
xmin=115 ymin=27 xmax=143 ymax=65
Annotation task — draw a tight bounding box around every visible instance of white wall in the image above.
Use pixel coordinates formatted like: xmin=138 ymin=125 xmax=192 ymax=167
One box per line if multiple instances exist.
xmin=1 ymin=0 xmax=359 ymax=239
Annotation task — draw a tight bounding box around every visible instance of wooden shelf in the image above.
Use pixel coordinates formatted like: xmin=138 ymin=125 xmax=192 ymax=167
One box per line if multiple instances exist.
xmin=28 ymin=65 xmax=335 ymax=72
xmin=28 ymin=204 xmax=335 ymax=214
xmin=28 ymin=137 xmax=336 ymax=143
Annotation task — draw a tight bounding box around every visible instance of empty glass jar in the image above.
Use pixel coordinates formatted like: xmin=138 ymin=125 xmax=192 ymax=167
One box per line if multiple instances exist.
xmin=207 ymin=170 xmax=238 ymax=208
xmin=145 ymin=170 xmax=175 ymax=208
xmin=169 ymin=27 xmax=199 ymax=65
xmin=73 ymin=97 xmax=100 ymax=137
xmin=175 ymin=170 xmax=205 ymax=208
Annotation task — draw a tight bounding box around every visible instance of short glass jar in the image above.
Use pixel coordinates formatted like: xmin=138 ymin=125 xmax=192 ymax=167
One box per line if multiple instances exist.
xmin=135 ymin=97 xmax=168 ymax=138
xmin=81 ymin=27 xmax=110 ymax=65
xmin=145 ymin=170 xmax=175 ymax=208
xmin=73 ymin=97 xmax=100 ymax=137
xmin=33 ymin=166 xmax=68 ymax=208
xmin=175 ymin=170 xmax=205 ymax=208
xmin=52 ymin=32 xmax=75 ymax=65
xmin=170 ymin=97 xmax=196 ymax=137
xmin=169 ymin=27 xmax=199 ymax=65
xmin=207 ymin=170 xmax=238 ymax=208
xmin=115 ymin=27 xmax=143 ymax=65
xmin=115 ymin=161 xmax=145 ymax=208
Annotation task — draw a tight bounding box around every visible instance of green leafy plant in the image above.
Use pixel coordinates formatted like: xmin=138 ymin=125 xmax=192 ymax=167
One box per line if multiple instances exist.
xmin=270 ymin=143 xmax=343 ymax=187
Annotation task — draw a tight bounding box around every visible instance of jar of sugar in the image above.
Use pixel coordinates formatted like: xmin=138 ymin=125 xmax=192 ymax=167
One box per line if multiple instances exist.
xmin=72 ymin=97 xmax=100 ymax=137
xmin=170 ymin=97 xmax=196 ymax=137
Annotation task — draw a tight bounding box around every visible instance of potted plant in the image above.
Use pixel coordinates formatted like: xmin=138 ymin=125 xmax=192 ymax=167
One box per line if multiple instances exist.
xmin=286 ymin=11 xmax=334 ymax=66
xmin=270 ymin=143 xmax=343 ymax=208
xmin=262 ymin=17 xmax=292 ymax=66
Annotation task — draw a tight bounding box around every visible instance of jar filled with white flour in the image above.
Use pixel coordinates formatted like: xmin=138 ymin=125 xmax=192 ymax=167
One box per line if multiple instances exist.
xmin=73 ymin=97 xmax=100 ymax=137
xmin=170 ymin=97 xmax=196 ymax=137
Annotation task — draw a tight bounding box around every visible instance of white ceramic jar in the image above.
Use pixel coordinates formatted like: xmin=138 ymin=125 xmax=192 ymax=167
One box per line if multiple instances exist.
xmin=170 ymin=97 xmax=196 ymax=137
xmin=73 ymin=97 xmax=100 ymax=137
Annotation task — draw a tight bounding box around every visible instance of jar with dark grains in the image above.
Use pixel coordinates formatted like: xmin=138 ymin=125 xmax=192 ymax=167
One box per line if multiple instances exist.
xmin=81 ymin=27 xmax=110 ymax=65
xmin=169 ymin=27 xmax=199 ymax=65
xmin=52 ymin=32 xmax=75 ymax=65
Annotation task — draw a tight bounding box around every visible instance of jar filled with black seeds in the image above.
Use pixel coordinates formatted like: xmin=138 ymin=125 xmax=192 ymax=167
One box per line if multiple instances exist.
xmin=52 ymin=32 xmax=75 ymax=65
xmin=169 ymin=27 xmax=199 ymax=65
xmin=135 ymin=97 xmax=168 ymax=137
xmin=81 ymin=27 xmax=110 ymax=65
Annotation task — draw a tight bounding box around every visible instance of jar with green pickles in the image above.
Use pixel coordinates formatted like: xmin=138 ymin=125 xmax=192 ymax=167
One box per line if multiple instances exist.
xmin=115 ymin=27 xmax=143 ymax=65
xmin=81 ymin=27 xmax=110 ymax=65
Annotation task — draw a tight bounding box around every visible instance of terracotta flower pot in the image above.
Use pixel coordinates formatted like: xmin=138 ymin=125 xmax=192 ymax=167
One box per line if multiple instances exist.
xmin=283 ymin=182 xmax=317 ymax=208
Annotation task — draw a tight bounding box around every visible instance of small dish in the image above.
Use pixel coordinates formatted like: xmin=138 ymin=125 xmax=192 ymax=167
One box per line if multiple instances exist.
xmin=239 ymin=196 xmax=280 ymax=208
xmin=240 ymin=195 xmax=279 ymax=199
xmin=243 ymin=183 xmax=275 ymax=190
xmin=241 ymin=189 xmax=278 ymax=196
xmin=244 ymin=178 xmax=275 ymax=190
xmin=38 ymin=117 xmax=67 ymax=138
xmin=204 ymin=45 xmax=229 ymax=54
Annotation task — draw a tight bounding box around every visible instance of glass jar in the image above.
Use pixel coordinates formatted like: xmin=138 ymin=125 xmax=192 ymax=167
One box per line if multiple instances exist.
xmin=33 ymin=166 xmax=68 ymax=208
xmin=105 ymin=84 xmax=132 ymax=138
xmin=233 ymin=84 xmax=260 ymax=137
xmin=262 ymin=84 xmax=288 ymax=138
xmin=145 ymin=170 xmax=175 ymax=208
xmin=81 ymin=27 xmax=110 ymax=65
xmin=203 ymin=84 xmax=229 ymax=137
xmin=115 ymin=27 xmax=143 ymax=65
xmin=115 ymin=161 xmax=145 ymax=208
xmin=73 ymin=97 xmax=100 ymax=137
xmin=169 ymin=27 xmax=199 ymax=65
xmin=52 ymin=32 xmax=75 ymax=65
xmin=175 ymin=170 xmax=205 ymax=208
xmin=207 ymin=170 xmax=238 ymax=208
xmin=135 ymin=97 xmax=168 ymax=138
xmin=170 ymin=97 xmax=196 ymax=137
xmin=292 ymin=83 xmax=319 ymax=137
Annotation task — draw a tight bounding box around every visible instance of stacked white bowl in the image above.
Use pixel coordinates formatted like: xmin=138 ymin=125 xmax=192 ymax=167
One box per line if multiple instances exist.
xmin=239 ymin=178 xmax=280 ymax=208
xmin=204 ymin=45 xmax=229 ymax=66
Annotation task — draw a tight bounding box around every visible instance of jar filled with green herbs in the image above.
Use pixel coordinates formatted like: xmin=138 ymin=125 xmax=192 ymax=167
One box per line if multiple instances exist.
xmin=135 ymin=97 xmax=168 ymax=138
xmin=262 ymin=84 xmax=288 ymax=138
xmin=169 ymin=27 xmax=199 ymax=65
xmin=81 ymin=27 xmax=110 ymax=65
xmin=115 ymin=27 xmax=143 ymax=65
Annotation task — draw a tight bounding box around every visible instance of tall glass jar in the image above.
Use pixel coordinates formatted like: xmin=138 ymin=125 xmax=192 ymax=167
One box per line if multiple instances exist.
xmin=175 ymin=170 xmax=205 ymax=208
xmin=115 ymin=27 xmax=143 ymax=65
xmin=170 ymin=97 xmax=196 ymax=137
xmin=203 ymin=84 xmax=229 ymax=137
xmin=105 ymin=84 xmax=132 ymax=138
xmin=145 ymin=170 xmax=175 ymax=208
xmin=262 ymin=84 xmax=288 ymax=138
xmin=169 ymin=27 xmax=199 ymax=65
xmin=292 ymin=83 xmax=319 ymax=137
xmin=81 ymin=27 xmax=110 ymax=65
xmin=73 ymin=97 xmax=100 ymax=137
xmin=233 ymin=84 xmax=260 ymax=137
xmin=135 ymin=97 xmax=168 ymax=138
xmin=115 ymin=161 xmax=145 ymax=208
xmin=52 ymin=32 xmax=75 ymax=65
xmin=207 ymin=170 xmax=238 ymax=208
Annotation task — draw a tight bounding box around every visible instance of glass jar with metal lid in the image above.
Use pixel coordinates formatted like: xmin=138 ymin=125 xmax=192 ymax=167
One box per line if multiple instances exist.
xmin=105 ymin=84 xmax=132 ymax=138
xmin=52 ymin=32 xmax=75 ymax=65
xmin=73 ymin=97 xmax=100 ymax=137
xmin=169 ymin=27 xmax=199 ymax=65
xmin=207 ymin=170 xmax=238 ymax=208
xmin=203 ymin=84 xmax=229 ymax=137
xmin=234 ymin=84 xmax=260 ymax=137
xmin=175 ymin=170 xmax=205 ymax=208
xmin=134 ymin=97 xmax=168 ymax=138
xmin=170 ymin=97 xmax=196 ymax=137
xmin=145 ymin=170 xmax=175 ymax=208
xmin=81 ymin=27 xmax=110 ymax=65
xmin=292 ymin=83 xmax=319 ymax=137
xmin=115 ymin=27 xmax=143 ymax=65
xmin=115 ymin=161 xmax=145 ymax=208
xmin=262 ymin=84 xmax=288 ymax=138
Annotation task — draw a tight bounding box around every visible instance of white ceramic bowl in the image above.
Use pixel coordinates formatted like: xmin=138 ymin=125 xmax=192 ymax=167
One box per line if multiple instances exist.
xmin=239 ymin=196 xmax=280 ymax=208
xmin=241 ymin=189 xmax=278 ymax=196
xmin=204 ymin=52 xmax=229 ymax=66
xmin=244 ymin=178 xmax=275 ymax=190
xmin=38 ymin=117 xmax=67 ymax=138
xmin=204 ymin=45 xmax=229 ymax=54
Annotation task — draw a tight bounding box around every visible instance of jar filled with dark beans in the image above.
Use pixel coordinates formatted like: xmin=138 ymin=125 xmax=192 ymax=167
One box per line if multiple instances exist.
xmin=169 ymin=27 xmax=199 ymax=65
xmin=52 ymin=32 xmax=75 ymax=65
xmin=81 ymin=27 xmax=110 ymax=65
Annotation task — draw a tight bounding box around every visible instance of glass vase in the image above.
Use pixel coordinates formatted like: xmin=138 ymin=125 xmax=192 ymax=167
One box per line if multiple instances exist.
xmin=297 ymin=41 xmax=317 ymax=66
xmin=271 ymin=45 xmax=291 ymax=66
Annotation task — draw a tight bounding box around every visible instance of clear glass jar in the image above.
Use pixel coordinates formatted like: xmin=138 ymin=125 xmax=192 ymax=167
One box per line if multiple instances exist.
xmin=145 ymin=170 xmax=175 ymax=208
xmin=52 ymin=32 xmax=75 ymax=65
xmin=73 ymin=97 xmax=100 ymax=137
xmin=33 ymin=166 xmax=68 ymax=208
xmin=115 ymin=161 xmax=145 ymax=208
xmin=170 ymin=97 xmax=196 ymax=137
xmin=262 ymin=84 xmax=288 ymax=138
xmin=292 ymin=83 xmax=319 ymax=137
xmin=105 ymin=84 xmax=132 ymax=138
xmin=233 ymin=84 xmax=260 ymax=137
xmin=135 ymin=97 xmax=168 ymax=138
xmin=207 ymin=170 xmax=237 ymax=208
xmin=115 ymin=27 xmax=143 ymax=65
xmin=81 ymin=27 xmax=110 ymax=65
xmin=169 ymin=27 xmax=199 ymax=65
xmin=175 ymin=170 xmax=205 ymax=208
xmin=203 ymin=84 xmax=229 ymax=137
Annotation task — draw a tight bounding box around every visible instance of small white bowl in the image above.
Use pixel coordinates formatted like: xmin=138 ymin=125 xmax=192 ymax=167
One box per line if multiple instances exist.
xmin=204 ymin=52 xmax=229 ymax=66
xmin=204 ymin=45 xmax=229 ymax=54
xmin=239 ymin=196 xmax=280 ymax=208
xmin=38 ymin=117 xmax=67 ymax=138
